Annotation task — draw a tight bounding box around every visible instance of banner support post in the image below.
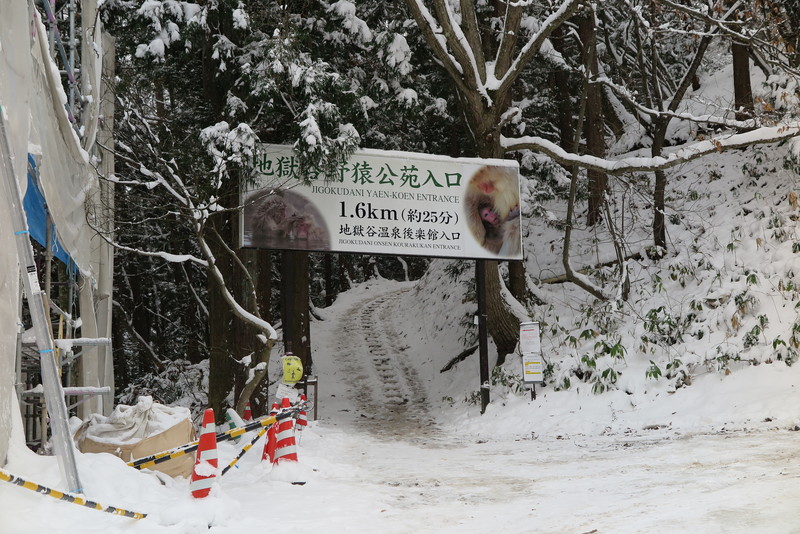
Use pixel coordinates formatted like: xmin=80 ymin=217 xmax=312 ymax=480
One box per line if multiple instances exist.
xmin=476 ymin=259 xmax=489 ymax=414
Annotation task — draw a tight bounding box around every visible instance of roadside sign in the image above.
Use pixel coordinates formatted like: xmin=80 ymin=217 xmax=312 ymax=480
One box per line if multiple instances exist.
xmin=241 ymin=144 xmax=523 ymax=260
xmin=519 ymin=321 xmax=540 ymax=354
xmin=519 ymin=321 xmax=543 ymax=385
xmin=522 ymin=352 xmax=544 ymax=384
xmin=276 ymin=382 xmax=300 ymax=403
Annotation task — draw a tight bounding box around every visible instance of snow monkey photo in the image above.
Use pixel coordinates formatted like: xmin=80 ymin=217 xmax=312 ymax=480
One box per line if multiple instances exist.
xmin=464 ymin=165 xmax=522 ymax=257
xmin=242 ymin=189 xmax=331 ymax=251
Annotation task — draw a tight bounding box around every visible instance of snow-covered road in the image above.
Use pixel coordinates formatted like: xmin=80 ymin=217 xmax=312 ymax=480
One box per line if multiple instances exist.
xmin=290 ymin=425 xmax=800 ymax=534
xmin=302 ymin=283 xmax=800 ymax=533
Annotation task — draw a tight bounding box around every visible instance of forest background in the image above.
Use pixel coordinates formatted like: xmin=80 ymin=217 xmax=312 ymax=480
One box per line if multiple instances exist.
xmin=92 ymin=0 xmax=800 ymax=421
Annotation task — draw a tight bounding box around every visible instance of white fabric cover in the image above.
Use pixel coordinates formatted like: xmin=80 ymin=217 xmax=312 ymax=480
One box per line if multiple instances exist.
xmin=73 ymin=397 xmax=196 ymax=478
xmin=28 ymin=11 xmax=95 ymax=277
xmin=0 ymin=0 xmax=33 ymax=468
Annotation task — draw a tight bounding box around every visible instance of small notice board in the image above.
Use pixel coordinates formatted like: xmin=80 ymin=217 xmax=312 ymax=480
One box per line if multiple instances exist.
xmin=519 ymin=321 xmax=544 ymax=384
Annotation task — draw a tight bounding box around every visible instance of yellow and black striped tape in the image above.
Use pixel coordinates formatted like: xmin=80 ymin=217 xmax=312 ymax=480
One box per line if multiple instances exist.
xmin=221 ymin=426 xmax=269 ymax=476
xmin=0 ymin=468 xmax=146 ymax=519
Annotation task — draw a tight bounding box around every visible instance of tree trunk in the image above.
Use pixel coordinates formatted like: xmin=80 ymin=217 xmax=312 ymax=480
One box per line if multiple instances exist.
xmin=232 ymin=249 xmax=261 ymax=404
xmin=281 ymin=251 xmax=313 ymax=375
xmin=206 ymin=208 xmax=265 ymax=422
xmin=207 ymin=244 xmax=235 ymax=420
xmin=324 ymin=253 xmax=334 ymax=306
xmin=732 ymin=41 xmax=754 ymax=122
xmin=579 ymin=12 xmax=607 ymax=226
xmin=181 ymin=263 xmax=205 ymax=364
xmin=550 ymin=25 xmax=574 ymax=151
xmin=651 ymin=120 xmax=668 ymax=255
xmin=401 ymin=0 xmax=578 ymax=369
xmin=470 ymin=134 xmax=524 ymax=365
xmin=256 ymin=250 xmax=273 ymax=323
xmin=201 ymin=0 xmax=239 ymax=422
xmin=250 ymin=249 xmax=273 ymax=415
xmin=652 ymin=168 xmax=667 ymax=256
xmin=485 ymin=260 xmax=519 ymax=366
xmin=464 ymin=115 xmax=523 ymax=368
xmin=508 ymin=260 xmax=527 ymax=305
xmin=340 ymin=254 xmax=355 ymax=289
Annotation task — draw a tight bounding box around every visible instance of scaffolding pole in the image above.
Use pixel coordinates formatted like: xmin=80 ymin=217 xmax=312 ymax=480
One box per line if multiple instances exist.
xmin=0 ymin=104 xmax=82 ymax=493
xmin=38 ymin=0 xmax=80 ymax=125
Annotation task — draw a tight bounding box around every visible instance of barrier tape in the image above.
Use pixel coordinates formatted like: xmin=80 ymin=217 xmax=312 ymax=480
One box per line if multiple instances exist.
xmin=0 ymin=468 xmax=147 ymax=519
xmin=128 ymin=407 xmax=303 ymax=471
xmin=221 ymin=426 xmax=269 ymax=476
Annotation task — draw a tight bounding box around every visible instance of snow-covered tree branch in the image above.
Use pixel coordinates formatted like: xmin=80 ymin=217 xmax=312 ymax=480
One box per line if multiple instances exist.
xmin=502 ymin=124 xmax=800 ymax=174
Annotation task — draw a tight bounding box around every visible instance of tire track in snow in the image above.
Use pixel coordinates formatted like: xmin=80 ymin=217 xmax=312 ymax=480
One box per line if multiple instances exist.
xmin=331 ymin=287 xmax=441 ymax=443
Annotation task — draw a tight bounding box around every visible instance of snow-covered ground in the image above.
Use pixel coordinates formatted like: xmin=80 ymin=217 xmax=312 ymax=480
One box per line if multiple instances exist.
xmin=4 ymin=58 xmax=800 ymax=531
xmin=2 ymin=279 xmax=799 ymax=533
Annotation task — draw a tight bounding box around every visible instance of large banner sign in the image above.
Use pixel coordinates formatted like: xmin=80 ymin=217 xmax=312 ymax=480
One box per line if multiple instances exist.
xmin=240 ymin=144 xmax=523 ymax=260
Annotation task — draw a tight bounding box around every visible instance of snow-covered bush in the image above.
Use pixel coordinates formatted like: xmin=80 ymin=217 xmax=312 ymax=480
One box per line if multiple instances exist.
xmin=117 ymin=359 xmax=208 ymax=420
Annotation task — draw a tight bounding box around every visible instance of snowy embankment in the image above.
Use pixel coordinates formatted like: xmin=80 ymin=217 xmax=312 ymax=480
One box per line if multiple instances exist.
xmin=398 ymin=254 xmax=800 ymax=439
xmin=387 ymin=141 xmax=800 ymax=443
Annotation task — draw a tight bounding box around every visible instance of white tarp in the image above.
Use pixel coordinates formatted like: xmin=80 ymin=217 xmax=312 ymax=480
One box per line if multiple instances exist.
xmin=73 ymin=396 xmax=196 ymax=478
xmin=28 ymin=11 xmax=96 ymax=277
xmin=0 ymin=0 xmax=33 ymax=467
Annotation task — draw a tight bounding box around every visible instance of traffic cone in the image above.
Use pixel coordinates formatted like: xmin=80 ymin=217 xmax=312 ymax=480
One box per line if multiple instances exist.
xmin=243 ymin=401 xmax=253 ymax=422
xmin=261 ymin=402 xmax=279 ymax=463
xmin=296 ymin=394 xmax=308 ymax=432
xmin=190 ymin=408 xmax=218 ymax=499
xmin=273 ymin=397 xmax=298 ymax=464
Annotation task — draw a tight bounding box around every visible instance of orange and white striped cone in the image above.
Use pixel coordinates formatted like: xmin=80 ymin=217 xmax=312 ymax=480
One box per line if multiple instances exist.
xmin=296 ymin=394 xmax=308 ymax=432
xmin=261 ymin=402 xmax=279 ymax=463
xmin=273 ymin=397 xmax=298 ymax=464
xmin=243 ymin=401 xmax=253 ymax=422
xmin=190 ymin=408 xmax=218 ymax=499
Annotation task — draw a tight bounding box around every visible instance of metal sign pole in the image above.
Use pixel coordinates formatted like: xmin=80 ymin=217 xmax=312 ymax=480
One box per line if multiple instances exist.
xmin=476 ymin=260 xmax=490 ymax=414
xmin=0 ymin=105 xmax=82 ymax=492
